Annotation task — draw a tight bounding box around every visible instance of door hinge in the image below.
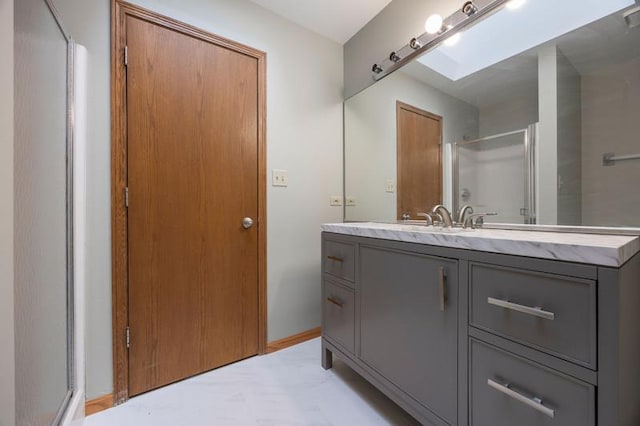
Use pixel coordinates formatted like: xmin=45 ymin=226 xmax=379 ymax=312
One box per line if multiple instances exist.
xmin=125 ymin=187 xmax=129 ymax=208
xmin=126 ymin=326 xmax=130 ymax=349
xmin=124 ymin=45 xmax=128 ymax=66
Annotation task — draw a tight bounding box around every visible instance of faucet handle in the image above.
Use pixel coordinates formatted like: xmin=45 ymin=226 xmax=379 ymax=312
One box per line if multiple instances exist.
xmin=463 ymin=212 xmax=497 ymax=229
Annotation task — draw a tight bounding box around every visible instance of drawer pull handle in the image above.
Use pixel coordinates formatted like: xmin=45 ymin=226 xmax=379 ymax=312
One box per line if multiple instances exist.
xmin=488 ymin=379 xmax=555 ymax=418
xmin=487 ymin=297 xmax=555 ymax=320
xmin=326 ymin=297 xmax=344 ymax=308
xmin=438 ymin=266 xmax=447 ymax=312
xmin=327 ymin=256 xmax=344 ymax=263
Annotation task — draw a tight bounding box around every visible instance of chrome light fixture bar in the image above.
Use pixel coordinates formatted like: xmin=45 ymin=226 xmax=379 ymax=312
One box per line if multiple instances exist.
xmin=371 ymin=0 xmax=511 ymax=80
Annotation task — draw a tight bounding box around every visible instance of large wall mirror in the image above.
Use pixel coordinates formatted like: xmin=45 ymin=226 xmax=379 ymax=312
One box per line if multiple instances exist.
xmin=15 ymin=0 xmax=75 ymax=424
xmin=345 ymin=0 xmax=640 ymax=231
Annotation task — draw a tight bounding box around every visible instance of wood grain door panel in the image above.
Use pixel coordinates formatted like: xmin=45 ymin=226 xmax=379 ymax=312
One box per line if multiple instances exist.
xmin=397 ymin=102 xmax=442 ymax=220
xmin=126 ymin=15 xmax=259 ymax=396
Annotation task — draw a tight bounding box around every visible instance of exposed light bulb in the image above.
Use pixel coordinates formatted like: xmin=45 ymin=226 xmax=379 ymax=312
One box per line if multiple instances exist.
xmin=444 ymin=32 xmax=461 ymax=46
xmin=506 ymin=0 xmax=526 ymax=10
xmin=425 ymin=14 xmax=444 ymax=34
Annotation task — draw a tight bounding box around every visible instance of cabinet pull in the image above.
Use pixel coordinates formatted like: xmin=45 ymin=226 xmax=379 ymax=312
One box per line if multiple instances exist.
xmin=327 ymin=256 xmax=344 ymax=263
xmin=488 ymin=379 xmax=555 ymax=418
xmin=487 ymin=297 xmax=555 ymax=320
xmin=438 ymin=266 xmax=446 ymax=311
xmin=326 ymin=297 xmax=344 ymax=308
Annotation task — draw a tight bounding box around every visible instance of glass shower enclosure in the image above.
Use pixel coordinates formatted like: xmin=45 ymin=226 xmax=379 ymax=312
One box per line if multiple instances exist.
xmin=452 ymin=124 xmax=537 ymax=225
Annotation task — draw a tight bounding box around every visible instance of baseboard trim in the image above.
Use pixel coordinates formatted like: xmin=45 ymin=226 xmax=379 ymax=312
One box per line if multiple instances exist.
xmin=266 ymin=327 xmax=321 ymax=353
xmin=85 ymin=393 xmax=113 ymax=416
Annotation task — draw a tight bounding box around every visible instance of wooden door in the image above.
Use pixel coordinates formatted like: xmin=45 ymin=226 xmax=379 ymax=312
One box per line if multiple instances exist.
xmin=396 ymin=102 xmax=442 ymax=219
xmin=124 ymin=13 xmax=263 ymax=396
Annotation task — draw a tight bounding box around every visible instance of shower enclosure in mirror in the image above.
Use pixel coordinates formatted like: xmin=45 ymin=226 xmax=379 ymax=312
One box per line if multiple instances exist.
xmin=344 ymin=0 xmax=640 ymax=232
xmin=15 ymin=0 xmax=75 ymax=424
xmin=452 ymin=124 xmax=537 ymax=225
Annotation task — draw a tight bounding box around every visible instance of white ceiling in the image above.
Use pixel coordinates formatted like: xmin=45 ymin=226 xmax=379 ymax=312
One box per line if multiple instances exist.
xmin=249 ymin=0 xmax=392 ymax=44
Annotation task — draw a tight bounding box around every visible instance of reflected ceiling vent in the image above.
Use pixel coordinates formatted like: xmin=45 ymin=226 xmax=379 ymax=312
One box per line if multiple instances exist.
xmin=623 ymin=6 xmax=640 ymax=28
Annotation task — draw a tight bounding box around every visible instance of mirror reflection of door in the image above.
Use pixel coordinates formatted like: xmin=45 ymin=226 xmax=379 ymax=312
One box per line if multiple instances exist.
xmin=396 ymin=101 xmax=442 ymax=220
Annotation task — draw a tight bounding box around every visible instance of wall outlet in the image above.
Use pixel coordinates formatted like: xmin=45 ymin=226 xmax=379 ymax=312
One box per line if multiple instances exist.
xmin=330 ymin=196 xmax=342 ymax=206
xmin=346 ymin=196 xmax=356 ymax=206
xmin=272 ymin=169 xmax=288 ymax=187
xmin=385 ymin=180 xmax=395 ymax=193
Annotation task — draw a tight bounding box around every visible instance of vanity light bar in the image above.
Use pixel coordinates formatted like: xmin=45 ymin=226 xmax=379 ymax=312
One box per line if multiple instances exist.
xmin=371 ymin=0 xmax=511 ymax=80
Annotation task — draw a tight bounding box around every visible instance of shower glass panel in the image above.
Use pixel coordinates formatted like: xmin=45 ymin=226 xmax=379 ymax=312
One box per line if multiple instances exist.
xmin=453 ymin=125 xmax=537 ymax=225
xmin=15 ymin=0 xmax=74 ymax=424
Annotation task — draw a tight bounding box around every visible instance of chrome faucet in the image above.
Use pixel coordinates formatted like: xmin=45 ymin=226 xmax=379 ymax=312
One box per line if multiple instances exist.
xmin=431 ymin=205 xmax=453 ymax=227
xmin=456 ymin=205 xmax=474 ymax=224
xmin=463 ymin=212 xmax=498 ymax=229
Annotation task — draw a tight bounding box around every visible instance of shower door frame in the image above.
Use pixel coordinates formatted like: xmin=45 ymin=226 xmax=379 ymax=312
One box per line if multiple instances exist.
xmin=45 ymin=0 xmax=76 ymax=424
xmin=452 ymin=123 xmax=537 ymax=225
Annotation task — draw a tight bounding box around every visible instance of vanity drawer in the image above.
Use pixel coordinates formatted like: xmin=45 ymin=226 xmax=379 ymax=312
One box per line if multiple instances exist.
xmin=469 ymin=262 xmax=596 ymax=368
xmin=322 ymin=280 xmax=355 ymax=354
xmin=470 ymin=339 xmax=595 ymax=426
xmin=323 ymin=239 xmax=356 ymax=283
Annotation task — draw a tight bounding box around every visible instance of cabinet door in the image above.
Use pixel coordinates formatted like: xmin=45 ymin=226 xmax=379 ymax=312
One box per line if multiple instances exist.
xmin=360 ymin=245 xmax=458 ymax=425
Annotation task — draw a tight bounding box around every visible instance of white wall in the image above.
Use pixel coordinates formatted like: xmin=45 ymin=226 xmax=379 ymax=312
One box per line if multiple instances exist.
xmin=537 ymin=45 xmax=583 ymax=226
xmin=537 ymin=44 xmax=558 ymax=225
xmin=582 ymin=59 xmax=640 ymax=226
xmin=55 ymin=0 xmax=343 ymax=400
xmin=345 ymin=69 xmax=479 ymax=221
xmin=0 ymin=0 xmax=15 ymax=424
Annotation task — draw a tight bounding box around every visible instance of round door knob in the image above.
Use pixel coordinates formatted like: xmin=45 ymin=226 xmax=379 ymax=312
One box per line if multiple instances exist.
xmin=242 ymin=217 xmax=254 ymax=229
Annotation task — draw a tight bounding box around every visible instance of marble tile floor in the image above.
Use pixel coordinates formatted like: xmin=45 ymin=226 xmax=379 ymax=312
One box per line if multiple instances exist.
xmin=84 ymin=338 xmax=420 ymax=426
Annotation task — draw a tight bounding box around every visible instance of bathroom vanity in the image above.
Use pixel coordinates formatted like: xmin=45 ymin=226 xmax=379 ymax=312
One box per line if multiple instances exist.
xmin=321 ymin=223 xmax=640 ymax=426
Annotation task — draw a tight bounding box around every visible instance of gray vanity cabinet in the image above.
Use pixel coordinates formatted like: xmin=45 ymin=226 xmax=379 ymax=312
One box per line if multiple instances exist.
xmin=359 ymin=245 xmax=458 ymax=425
xmin=321 ymin=231 xmax=640 ymax=426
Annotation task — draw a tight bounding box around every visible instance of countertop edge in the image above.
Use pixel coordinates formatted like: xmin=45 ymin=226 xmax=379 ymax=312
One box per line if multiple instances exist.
xmin=321 ymin=223 xmax=640 ymax=268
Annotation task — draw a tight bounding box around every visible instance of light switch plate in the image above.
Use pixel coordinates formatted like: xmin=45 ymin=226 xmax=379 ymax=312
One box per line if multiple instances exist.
xmin=385 ymin=180 xmax=395 ymax=193
xmin=272 ymin=169 xmax=288 ymax=187
xmin=330 ymin=196 xmax=342 ymax=206
xmin=346 ymin=196 xmax=356 ymax=206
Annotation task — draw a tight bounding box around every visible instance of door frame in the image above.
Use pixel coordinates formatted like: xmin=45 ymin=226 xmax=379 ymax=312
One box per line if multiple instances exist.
xmin=110 ymin=0 xmax=267 ymax=404
xmin=395 ymin=101 xmax=443 ymax=219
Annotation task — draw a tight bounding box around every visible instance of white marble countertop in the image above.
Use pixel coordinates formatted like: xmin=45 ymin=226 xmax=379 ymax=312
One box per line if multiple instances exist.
xmin=321 ymin=222 xmax=640 ymax=267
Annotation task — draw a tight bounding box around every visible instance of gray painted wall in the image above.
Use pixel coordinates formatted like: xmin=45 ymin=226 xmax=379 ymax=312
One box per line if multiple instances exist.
xmin=479 ymin=96 xmax=538 ymax=137
xmin=55 ymin=0 xmax=344 ymax=399
xmin=344 ymin=0 xmax=460 ymax=99
xmin=0 ymin=0 xmax=15 ymax=424
xmin=581 ymin=59 xmax=640 ymax=227
xmin=556 ymin=49 xmax=582 ymax=226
